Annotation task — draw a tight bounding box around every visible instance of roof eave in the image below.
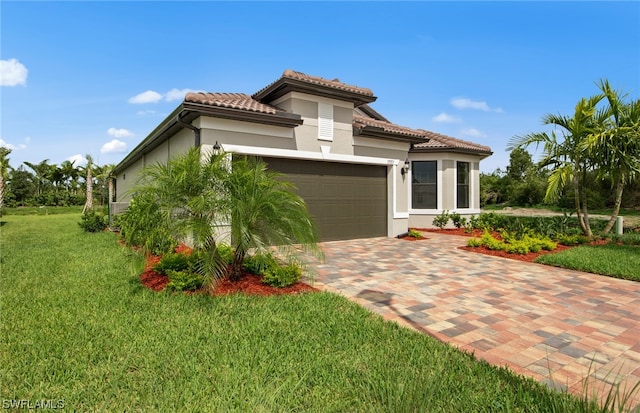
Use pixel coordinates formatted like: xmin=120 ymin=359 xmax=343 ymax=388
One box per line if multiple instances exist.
xmin=113 ymin=103 xmax=304 ymax=174
xmin=182 ymin=101 xmax=303 ymax=127
xmin=113 ymin=104 xmax=185 ymax=174
xmin=410 ymin=146 xmax=494 ymax=159
xmin=253 ymin=78 xmax=377 ymax=107
xmin=354 ymin=126 xmax=429 ymax=144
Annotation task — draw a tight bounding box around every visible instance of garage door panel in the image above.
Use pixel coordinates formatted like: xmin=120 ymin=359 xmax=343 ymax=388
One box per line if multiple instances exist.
xmin=262 ymin=157 xmax=386 ymax=241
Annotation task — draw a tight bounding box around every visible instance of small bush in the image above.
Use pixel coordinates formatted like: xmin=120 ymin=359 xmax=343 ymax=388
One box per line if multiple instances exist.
xmin=79 ymin=210 xmax=107 ymax=233
xmin=262 ymin=263 xmax=303 ymax=288
xmin=450 ymin=213 xmax=467 ymax=229
xmin=407 ymin=229 xmax=423 ymax=238
xmin=154 ymin=253 xmax=190 ymax=275
xmin=432 ymin=210 xmax=450 ymax=229
xmin=505 ymin=242 xmax=529 ymax=255
xmin=243 ymin=253 xmax=280 ymax=276
xmin=118 ymin=194 xmax=176 ymax=255
xmin=467 ymin=238 xmax=482 ymax=247
xmin=165 ymin=270 xmax=206 ymax=292
xmin=556 ymin=234 xmax=590 ymax=246
xmin=216 ymin=243 xmax=235 ymax=265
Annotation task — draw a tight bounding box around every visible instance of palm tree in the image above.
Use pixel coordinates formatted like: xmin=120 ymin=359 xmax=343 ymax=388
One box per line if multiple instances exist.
xmin=508 ymin=94 xmax=606 ymax=237
xmin=0 ymin=147 xmax=12 ymax=214
xmin=582 ymin=80 xmax=640 ymax=233
xmin=133 ymin=147 xmax=230 ymax=284
xmin=132 ymin=147 xmax=322 ymax=286
xmin=224 ymin=155 xmax=322 ymax=281
xmin=23 ymin=159 xmax=53 ymax=198
xmin=59 ymin=160 xmax=79 ymax=197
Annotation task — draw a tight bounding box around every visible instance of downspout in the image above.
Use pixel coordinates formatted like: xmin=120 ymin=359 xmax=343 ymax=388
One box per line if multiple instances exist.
xmin=176 ymin=111 xmax=201 ymax=146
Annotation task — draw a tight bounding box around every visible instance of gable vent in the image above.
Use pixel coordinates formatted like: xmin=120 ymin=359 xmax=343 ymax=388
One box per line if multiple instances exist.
xmin=318 ymin=102 xmax=334 ymax=141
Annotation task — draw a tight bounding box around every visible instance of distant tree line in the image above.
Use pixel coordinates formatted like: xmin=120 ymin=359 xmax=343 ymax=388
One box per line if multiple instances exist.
xmin=0 ymin=150 xmax=114 ymax=209
xmin=481 ymin=147 xmax=640 ymax=210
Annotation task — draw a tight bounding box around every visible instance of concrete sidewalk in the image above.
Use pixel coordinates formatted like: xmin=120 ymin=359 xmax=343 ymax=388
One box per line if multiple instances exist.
xmin=311 ymin=232 xmax=640 ymax=408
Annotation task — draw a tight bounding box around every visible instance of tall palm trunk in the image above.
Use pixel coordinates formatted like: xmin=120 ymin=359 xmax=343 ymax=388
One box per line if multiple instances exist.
xmin=0 ymin=173 xmax=4 ymax=214
xmin=603 ymin=179 xmax=625 ymax=233
xmin=83 ymin=167 xmax=93 ymax=213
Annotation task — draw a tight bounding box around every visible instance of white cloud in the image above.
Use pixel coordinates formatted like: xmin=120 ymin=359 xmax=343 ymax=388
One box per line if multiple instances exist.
xmin=66 ymin=154 xmax=87 ymax=167
xmin=128 ymin=90 xmax=163 ymax=104
xmin=101 ymin=139 xmax=128 ymax=154
xmin=451 ymin=97 xmax=503 ymax=113
xmin=0 ymin=58 xmax=28 ymax=86
xmin=0 ymin=137 xmax=28 ymax=150
xmin=165 ymin=88 xmax=199 ymax=102
xmin=461 ymin=128 xmax=487 ymax=138
xmin=432 ymin=112 xmax=461 ymax=123
xmin=136 ymin=109 xmax=156 ymax=116
xmin=107 ymin=127 xmax=134 ymax=138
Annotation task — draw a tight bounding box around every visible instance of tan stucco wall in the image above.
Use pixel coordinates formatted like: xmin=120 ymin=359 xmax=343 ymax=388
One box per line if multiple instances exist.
xmin=197 ymin=117 xmax=296 ymax=151
xmin=271 ymin=92 xmax=355 ymax=155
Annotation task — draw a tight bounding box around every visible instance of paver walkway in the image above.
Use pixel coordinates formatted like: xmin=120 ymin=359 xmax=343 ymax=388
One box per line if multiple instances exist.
xmin=310 ymin=232 xmax=640 ymax=408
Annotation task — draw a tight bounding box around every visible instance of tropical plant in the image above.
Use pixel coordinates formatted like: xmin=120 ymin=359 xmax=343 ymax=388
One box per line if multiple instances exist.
xmin=0 ymin=147 xmax=11 ymax=215
xmin=117 ymin=192 xmax=176 ymax=255
xmin=508 ymin=94 xmax=607 ymax=237
xmin=223 ymin=155 xmax=322 ymax=281
xmin=131 ymin=147 xmax=231 ymax=285
xmin=78 ymin=209 xmax=107 ymax=232
xmin=23 ymin=159 xmax=53 ymax=198
xmin=582 ymin=79 xmax=640 ymax=234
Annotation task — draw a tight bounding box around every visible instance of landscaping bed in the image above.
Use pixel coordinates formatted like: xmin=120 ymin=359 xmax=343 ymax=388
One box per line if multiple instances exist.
xmin=419 ymin=228 xmax=591 ymax=263
xmin=139 ymin=245 xmax=317 ymax=296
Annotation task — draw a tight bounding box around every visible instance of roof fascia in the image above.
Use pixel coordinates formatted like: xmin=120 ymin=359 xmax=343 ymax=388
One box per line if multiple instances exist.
xmin=253 ymin=78 xmax=377 ymax=107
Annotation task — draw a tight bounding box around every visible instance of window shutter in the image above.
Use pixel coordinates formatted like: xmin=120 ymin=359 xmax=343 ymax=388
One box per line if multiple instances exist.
xmin=318 ymin=102 xmax=334 ymax=141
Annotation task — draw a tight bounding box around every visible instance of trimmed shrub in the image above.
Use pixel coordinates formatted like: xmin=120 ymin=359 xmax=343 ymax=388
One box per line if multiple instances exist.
xmin=154 ymin=253 xmax=190 ymax=275
xmin=262 ymin=263 xmax=303 ymax=288
xmin=165 ymin=270 xmax=206 ymax=292
xmin=432 ymin=210 xmax=450 ymax=229
xmin=79 ymin=210 xmax=107 ymax=233
xmin=243 ymin=253 xmax=280 ymax=276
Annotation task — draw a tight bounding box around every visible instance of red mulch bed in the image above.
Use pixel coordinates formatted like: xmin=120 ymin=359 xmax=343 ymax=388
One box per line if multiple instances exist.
xmin=414 ymin=227 xmax=607 ymax=263
xmin=138 ymin=245 xmax=317 ymax=296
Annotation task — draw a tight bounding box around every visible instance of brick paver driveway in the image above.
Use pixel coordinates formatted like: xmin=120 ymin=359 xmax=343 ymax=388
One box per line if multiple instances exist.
xmin=310 ymin=232 xmax=640 ymax=407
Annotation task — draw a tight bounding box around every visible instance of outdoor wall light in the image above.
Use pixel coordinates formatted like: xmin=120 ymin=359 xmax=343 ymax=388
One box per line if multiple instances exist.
xmin=401 ymin=158 xmax=410 ymax=177
xmin=213 ymin=141 xmax=221 ymax=154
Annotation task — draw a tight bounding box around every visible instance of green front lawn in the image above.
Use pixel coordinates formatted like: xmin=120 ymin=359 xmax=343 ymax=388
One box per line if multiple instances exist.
xmin=0 ymin=214 xmax=625 ymax=411
xmin=535 ymin=244 xmax=640 ymax=281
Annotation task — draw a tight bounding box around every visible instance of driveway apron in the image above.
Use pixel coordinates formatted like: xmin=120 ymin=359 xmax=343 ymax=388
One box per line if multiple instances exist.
xmin=311 ymin=232 xmax=640 ymax=407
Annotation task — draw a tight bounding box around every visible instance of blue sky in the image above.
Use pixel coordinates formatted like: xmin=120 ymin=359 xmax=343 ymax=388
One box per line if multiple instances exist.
xmin=2 ymin=1 xmax=638 ymax=173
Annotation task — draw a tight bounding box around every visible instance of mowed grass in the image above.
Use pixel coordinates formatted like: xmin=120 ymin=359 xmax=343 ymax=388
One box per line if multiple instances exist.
xmin=536 ymin=244 xmax=640 ymax=281
xmin=0 ymin=214 xmax=614 ymax=412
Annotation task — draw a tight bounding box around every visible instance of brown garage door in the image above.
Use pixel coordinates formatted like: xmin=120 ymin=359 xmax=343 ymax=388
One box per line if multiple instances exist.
xmin=262 ymin=157 xmax=387 ymax=241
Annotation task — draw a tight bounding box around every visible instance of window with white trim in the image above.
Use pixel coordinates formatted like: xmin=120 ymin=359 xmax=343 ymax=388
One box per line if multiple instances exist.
xmin=457 ymin=161 xmax=470 ymax=209
xmin=318 ymin=102 xmax=333 ymax=141
xmin=412 ymin=161 xmax=437 ymax=209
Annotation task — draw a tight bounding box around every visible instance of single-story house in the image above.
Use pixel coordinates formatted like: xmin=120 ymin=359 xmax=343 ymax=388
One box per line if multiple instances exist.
xmin=111 ymin=70 xmax=492 ymax=241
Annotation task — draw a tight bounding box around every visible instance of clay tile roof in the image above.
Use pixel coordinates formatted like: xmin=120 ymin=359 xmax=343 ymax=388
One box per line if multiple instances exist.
xmin=353 ymin=115 xmax=427 ymax=139
xmin=185 ymin=92 xmax=282 ymax=115
xmin=281 ymin=69 xmax=374 ymax=97
xmin=413 ymin=130 xmax=493 ymax=154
